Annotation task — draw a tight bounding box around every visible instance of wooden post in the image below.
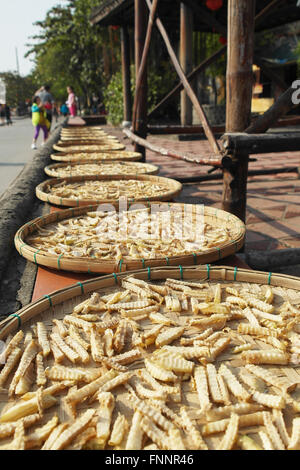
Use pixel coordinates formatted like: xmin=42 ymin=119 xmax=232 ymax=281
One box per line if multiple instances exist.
xmin=222 ymin=0 xmax=256 ymax=222
xmin=180 ymin=3 xmax=193 ymax=126
xmin=132 ymin=0 xmax=158 ymax=131
xmin=134 ymin=0 xmax=148 ymax=162
xmin=121 ymin=25 xmax=132 ymax=125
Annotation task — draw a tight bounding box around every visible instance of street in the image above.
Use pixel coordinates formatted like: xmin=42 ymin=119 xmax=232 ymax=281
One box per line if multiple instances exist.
xmin=0 ymin=117 xmax=61 ymax=197
xmin=0 ymin=117 xmax=35 ymax=196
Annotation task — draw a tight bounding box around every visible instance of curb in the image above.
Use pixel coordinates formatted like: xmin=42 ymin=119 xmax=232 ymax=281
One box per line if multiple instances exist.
xmin=242 ymin=248 xmax=300 ymax=271
xmin=0 ymin=122 xmax=65 ymax=284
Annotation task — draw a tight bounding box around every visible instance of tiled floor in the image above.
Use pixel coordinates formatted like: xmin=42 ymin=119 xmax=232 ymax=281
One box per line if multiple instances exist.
xmin=107 ymin=126 xmax=300 ymax=252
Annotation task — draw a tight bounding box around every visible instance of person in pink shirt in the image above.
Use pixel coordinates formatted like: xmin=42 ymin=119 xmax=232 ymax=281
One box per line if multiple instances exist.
xmin=67 ymin=86 xmax=77 ymax=117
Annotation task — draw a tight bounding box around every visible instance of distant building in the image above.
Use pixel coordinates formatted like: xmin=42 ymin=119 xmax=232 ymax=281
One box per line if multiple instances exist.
xmin=0 ymin=79 xmax=6 ymax=104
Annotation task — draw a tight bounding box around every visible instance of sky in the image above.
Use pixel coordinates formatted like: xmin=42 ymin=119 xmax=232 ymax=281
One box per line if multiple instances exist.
xmin=0 ymin=1 xmax=63 ymax=76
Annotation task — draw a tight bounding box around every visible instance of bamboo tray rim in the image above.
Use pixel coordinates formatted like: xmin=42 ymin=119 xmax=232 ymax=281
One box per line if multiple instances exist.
xmin=15 ymin=203 xmax=245 ymax=274
xmin=35 ymin=174 xmax=183 ymax=207
xmin=57 ymin=138 xmax=120 ymax=144
xmin=44 ymin=161 xmax=160 ymax=178
xmin=53 ymin=143 xmax=126 ymax=153
xmin=50 ymin=151 xmax=143 ymax=163
xmin=1 ymin=264 xmax=299 ymax=339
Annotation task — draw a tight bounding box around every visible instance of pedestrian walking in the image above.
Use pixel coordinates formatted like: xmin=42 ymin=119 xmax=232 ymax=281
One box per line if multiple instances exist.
xmin=31 ymin=96 xmax=50 ymax=150
xmin=53 ymin=106 xmax=59 ymax=123
xmin=35 ymin=85 xmax=55 ymax=130
xmin=66 ymin=86 xmax=77 ymax=117
xmin=0 ymin=104 xmax=5 ymax=126
xmin=5 ymin=104 xmax=12 ymax=125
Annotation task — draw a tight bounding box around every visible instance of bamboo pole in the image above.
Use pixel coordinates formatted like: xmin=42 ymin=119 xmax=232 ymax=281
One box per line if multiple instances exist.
xmin=222 ymin=0 xmax=256 ymax=223
xmin=121 ymin=25 xmax=132 ymax=124
xmin=180 ymin=3 xmax=193 ymax=126
xmin=132 ymin=0 xmax=159 ymax=131
xmin=144 ymin=0 xmax=221 ymax=157
xmin=123 ymin=128 xmax=221 ymax=166
xmin=254 ymin=0 xmax=285 ymax=29
xmin=134 ymin=0 xmax=148 ymax=162
xmin=245 ymin=86 xmax=296 ymax=135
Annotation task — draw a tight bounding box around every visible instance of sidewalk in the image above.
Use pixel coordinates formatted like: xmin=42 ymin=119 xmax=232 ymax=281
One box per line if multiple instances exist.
xmin=106 ymin=126 xmax=300 ymax=254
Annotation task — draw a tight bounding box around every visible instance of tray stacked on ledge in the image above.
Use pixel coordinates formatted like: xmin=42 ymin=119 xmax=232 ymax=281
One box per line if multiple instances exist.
xmin=0 ymin=266 xmax=299 ymax=450
xmin=53 ymin=127 xmax=125 ymax=153
xmin=60 ymin=127 xmax=107 ymax=136
xmin=52 ymin=125 xmax=140 ymax=161
xmin=44 ymin=161 xmax=159 ymax=178
xmin=15 ymin=203 xmax=245 ymax=274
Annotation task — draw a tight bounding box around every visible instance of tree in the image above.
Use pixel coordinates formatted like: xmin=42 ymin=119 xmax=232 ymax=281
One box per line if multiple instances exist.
xmin=26 ymin=0 xmax=119 ymax=106
xmin=0 ymin=72 xmax=37 ymax=108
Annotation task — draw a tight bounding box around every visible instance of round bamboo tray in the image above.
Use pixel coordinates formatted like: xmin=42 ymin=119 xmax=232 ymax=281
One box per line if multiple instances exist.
xmin=44 ymin=161 xmax=159 ymax=178
xmin=0 ymin=266 xmax=299 ymax=450
xmin=15 ymin=203 xmax=245 ymax=274
xmin=58 ymin=135 xmax=120 ymax=145
xmin=60 ymin=129 xmax=108 ymax=134
xmin=59 ymin=139 xmax=119 ymax=144
xmin=60 ymin=131 xmax=115 ymax=136
xmin=50 ymin=151 xmax=142 ymax=163
xmin=61 ymin=126 xmax=104 ymax=133
xmin=35 ymin=174 xmax=182 ymax=208
xmin=57 ymin=136 xmax=119 ymax=142
xmin=53 ymin=143 xmax=125 ymax=153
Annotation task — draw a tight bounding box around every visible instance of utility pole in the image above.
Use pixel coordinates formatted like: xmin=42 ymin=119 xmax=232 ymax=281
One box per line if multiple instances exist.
xmin=15 ymin=47 xmax=20 ymax=75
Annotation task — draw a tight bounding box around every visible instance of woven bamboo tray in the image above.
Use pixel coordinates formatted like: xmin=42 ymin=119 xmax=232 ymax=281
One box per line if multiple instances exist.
xmin=35 ymin=174 xmax=182 ymax=208
xmin=44 ymin=161 xmax=159 ymax=178
xmin=59 ymin=139 xmax=119 ymax=145
xmin=53 ymin=143 xmax=125 ymax=153
xmin=0 ymin=266 xmax=299 ymax=450
xmin=51 ymin=151 xmax=142 ymax=163
xmin=59 ymin=132 xmax=116 ymax=137
xmin=58 ymin=137 xmax=120 ymax=144
xmin=15 ymin=204 xmax=245 ymax=274
xmin=57 ymin=136 xmax=119 ymax=143
xmin=61 ymin=126 xmax=105 ymax=133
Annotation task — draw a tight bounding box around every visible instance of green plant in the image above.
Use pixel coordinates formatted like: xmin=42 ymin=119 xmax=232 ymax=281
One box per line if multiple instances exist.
xmin=103 ymin=63 xmax=178 ymax=125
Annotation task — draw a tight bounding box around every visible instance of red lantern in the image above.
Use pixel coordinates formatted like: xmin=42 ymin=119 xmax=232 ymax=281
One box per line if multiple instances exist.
xmin=219 ymin=35 xmax=227 ymax=45
xmin=206 ymin=0 xmax=223 ymax=11
xmin=111 ymin=25 xmax=119 ymax=31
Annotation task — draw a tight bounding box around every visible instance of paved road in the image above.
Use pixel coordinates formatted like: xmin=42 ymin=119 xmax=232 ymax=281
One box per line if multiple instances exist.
xmin=0 ymin=117 xmax=62 ymax=196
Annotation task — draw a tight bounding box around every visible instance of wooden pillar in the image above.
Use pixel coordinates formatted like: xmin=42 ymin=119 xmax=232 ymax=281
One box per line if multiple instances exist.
xmin=134 ymin=0 xmax=148 ymax=161
xmin=222 ymin=0 xmax=256 ymax=222
xmin=121 ymin=25 xmax=132 ymax=125
xmin=180 ymin=3 xmax=193 ymax=126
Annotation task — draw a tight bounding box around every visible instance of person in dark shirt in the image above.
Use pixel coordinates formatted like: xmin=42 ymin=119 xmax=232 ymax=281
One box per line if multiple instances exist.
xmin=0 ymin=104 xmax=5 ymax=126
xmin=5 ymin=104 xmax=12 ymax=125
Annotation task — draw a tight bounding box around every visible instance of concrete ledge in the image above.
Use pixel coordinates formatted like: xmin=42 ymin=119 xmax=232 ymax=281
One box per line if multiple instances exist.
xmin=0 ymin=122 xmax=64 ymax=284
xmin=241 ymin=249 xmax=300 ymax=274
